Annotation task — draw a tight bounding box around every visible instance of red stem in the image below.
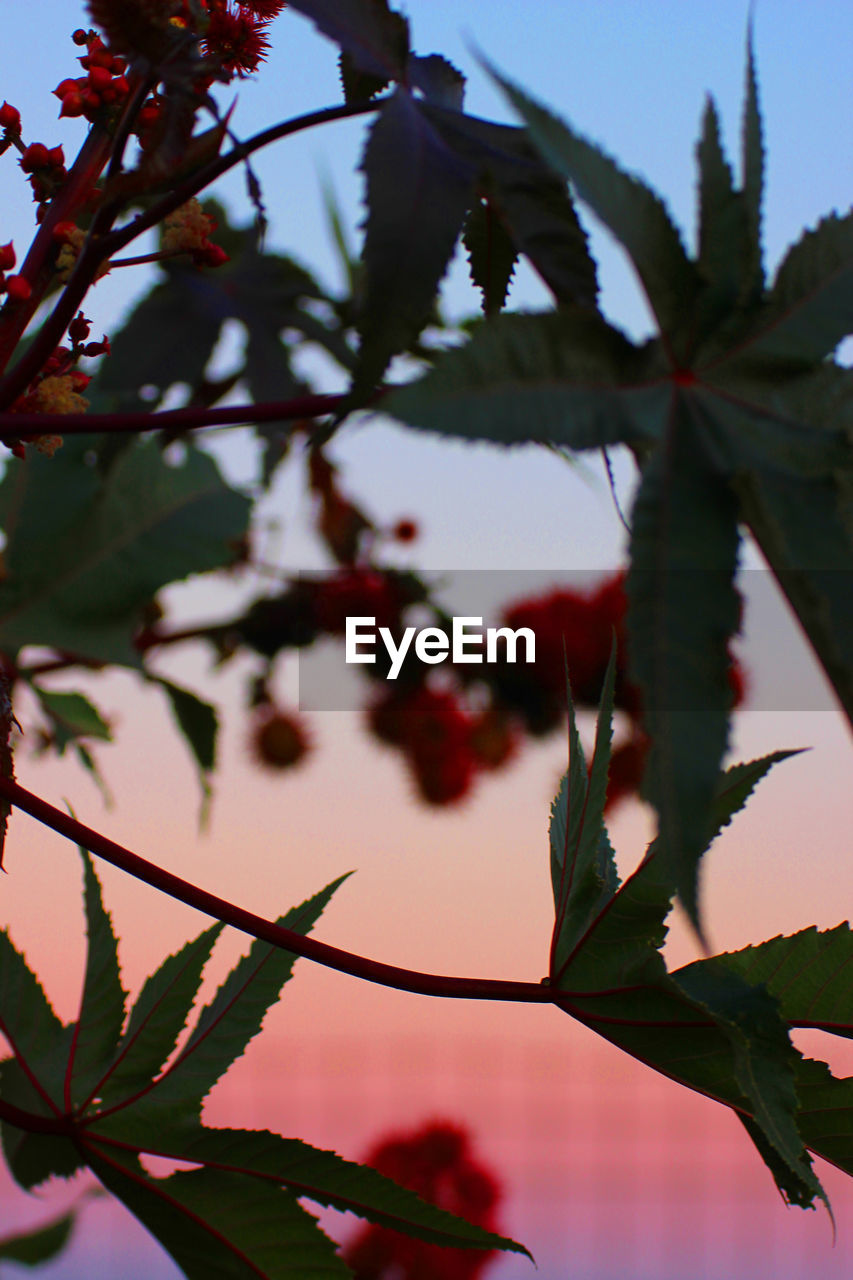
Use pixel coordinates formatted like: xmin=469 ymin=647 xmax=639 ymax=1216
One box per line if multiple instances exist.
xmin=0 ymin=392 xmax=350 ymax=437
xmin=0 ymin=774 xmax=564 ymax=1007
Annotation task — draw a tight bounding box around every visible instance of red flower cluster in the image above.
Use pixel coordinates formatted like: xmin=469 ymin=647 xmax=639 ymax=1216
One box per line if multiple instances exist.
xmin=54 ymin=33 xmax=129 ymax=121
xmin=368 ymin=686 xmax=520 ymax=806
xmin=342 ymin=1121 xmax=503 ymax=1280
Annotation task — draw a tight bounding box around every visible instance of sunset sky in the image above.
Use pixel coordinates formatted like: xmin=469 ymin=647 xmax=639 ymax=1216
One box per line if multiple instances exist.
xmin=1 ymin=3 xmax=852 ymax=1278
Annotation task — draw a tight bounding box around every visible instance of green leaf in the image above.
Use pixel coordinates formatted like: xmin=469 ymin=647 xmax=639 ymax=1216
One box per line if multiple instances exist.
xmin=135 ymin=876 xmax=351 ymax=1122
xmin=287 ymin=0 xmax=409 ymax=83
xmin=426 ymin=108 xmax=598 ymax=308
xmin=694 ymin=94 xmax=754 ymax=337
xmin=740 ymin=24 xmax=764 ymax=301
xmin=0 ymin=933 xmax=69 ymax=1112
xmin=732 ymin=462 xmax=853 ymax=728
xmin=385 ymin=309 xmax=667 ymax=450
xmin=0 ymin=1210 xmax=74 ymax=1266
xmin=94 ymin=276 xmax=223 ymax=411
xmin=549 ymin=647 xmax=619 ymax=981
xmin=556 ymin=749 xmax=801 ymax=992
xmin=747 ymin=209 xmax=853 ymax=363
xmin=407 ymin=54 xmax=465 ymax=110
xmin=718 ymin=922 xmax=853 ymax=1039
xmin=0 ymin=1059 xmax=82 ymax=1190
xmin=30 ymin=686 xmax=112 ymax=754
xmin=0 ymin=437 xmax=251 ymax=666
xmin=795 ymin=1057 xmax=853 ymax=1178
xmin=97 ymin=923 xmax=223 ymax=1107
xmin=88 ymin=1147 xmax=352 ymax=1280
xmin=484 ymin=62 xmax=700 ymax=355
xmin=463 ymin=197 xmax=518 ymax=316
xmin=626 ymin=401 xmax=742 ymax=935
xmin=354 ymin=90 xmax=475 ymax=391
xmin=67 ymin=851 xmax=127 ymax=1110
xmin=87 ymin=1126 xmax=531 ymax=1259
xmin=154 ymin=677 xmax=218 ymax=817
xmin=673 ymin=960 xmax=825 ymax=1209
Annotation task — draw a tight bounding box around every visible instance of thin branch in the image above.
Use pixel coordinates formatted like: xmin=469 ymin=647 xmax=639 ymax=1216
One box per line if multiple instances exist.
xmin=0 ymin=392 xmax=349 ymax=438
xmin=0 ymin=774 xmax=566 ymax=1008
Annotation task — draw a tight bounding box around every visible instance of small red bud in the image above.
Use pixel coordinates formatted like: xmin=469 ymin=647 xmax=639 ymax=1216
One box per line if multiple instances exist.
xmin=53 ymin=221 xmax=77 ymax=242
xmin=68 ymin=312 xmax=91 ymax=344
xmin=53 ymin=79 xmax=79 ymax=99
xmin=46 ymin=145 xmax=65 ymax=169
xmin=20 ymin=142 xmax=49 ymax=172
xmin=0 ymin=243 xmax=15 ymax=271
xmin=0 ymin=102 xmax=21 ymax=132
xmin=72 ymin=28 xmax=90 ymax=46
xmin=87 ymin=65 xmax=112 ymax=91
xmin=59 ymin=92 xmax=85 ymax=119
xmin=5 ymin=275 xmax=32 ymax=302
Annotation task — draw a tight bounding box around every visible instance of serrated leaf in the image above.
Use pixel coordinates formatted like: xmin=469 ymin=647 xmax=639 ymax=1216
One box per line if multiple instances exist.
xmin=287 ymin=0 xmax=409 ymax=82
xmin=674 ymin=960 xmax=825 ymax=1208
xmin=354 ymin=89 xmax=476 ymax=391
xmin=557 ymin=749 xmax=801 ymax=992
xmin=154 ymin=677 xmax=218 ymax=818
xmin=426 ymin=107 xmax=598 ymax=308
xmin=135 ymin=876 xmax=351 ymax=1123
xmin=484 ymin=61 xmax=700 ymax=356
xmin=385 ymin=309 xmax=667 ymax=449
xmin=97 ymin=923 xmax=223 ymax=1106
xmin=740 ymin=25 xmax=764 ymax=300
xmin=549 ymin=647 xmax=619 ymax=980
xmin=31 ymin=686 xmax=112 ymax=754
xmin=0 ymin=933 xmax=69 ymax=1111
xmin=67 ymin=851 xmax=126 ymax=1110
xmin=0 ymin=437 xmax=251 ymax=666
xmin=732 ymin=463 xmax=853 ymax=728
xmin=88 ymin=1147 xmax=351 ymax=1280
xmin=694 ymin=94 xmax=753 ymax=336
xmin=407 ymin=53 xmax=465 ymax=109
xmin=0 ymin=1210 xmax=74 ymax=1265
xmin=747 ymin=209 xmax=853 ymax=363
xmin=463 ymin=197 xmax=518 ymax=316
xmin=626 ymin=400 xmax=742 ymax=935
xmin=87 ymin=1126 xmax=531 ymax=1259
xmin=719 ymin=923 xmax=853 ymax=1039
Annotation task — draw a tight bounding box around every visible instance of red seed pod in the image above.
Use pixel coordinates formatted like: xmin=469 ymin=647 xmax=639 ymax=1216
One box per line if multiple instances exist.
xmin=251 ymin=710 xmax=310 ymax=771
xmin=72 ymin=28 xmax=90 ymax=46
xmin=87 ymin=64 xmax=113 ymax=91
xmin=46 ymin=145 xmax=65 ymax=169
xmin=53 ymin=78 xmax=80 ymax=99
xmin=59 ymin=92 xmax=85 ymax=119
xmin=5 ymin=275 xmax=32 ymax=302
xmin=20 ymin=143 xmax=50 ymax=172
xmin=68 ymin=312 xmax=91 ymax=344
xmin=0 ymin=102 xmax=21 ymax=132
xmin=392 ymin=518 xmax=418 ymax=543
xmin=0 ymin=243 xmax=16 ymax=271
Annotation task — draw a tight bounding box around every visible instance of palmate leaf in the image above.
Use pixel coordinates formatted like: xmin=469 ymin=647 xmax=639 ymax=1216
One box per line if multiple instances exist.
xmin=559 ymin=749 xmax=803 ymax=992
xmin=0 ymin=856 xmax=528 ymax=1275
xmin=385 ymin=308 xmax=668 ymax=450
xmin=0 ymin=437 xmax=251 ymax=666
xmin=549 ymin=739 xmax=830 ymax=1207
xmin=354 ymin=89 xmax=476 ymax=391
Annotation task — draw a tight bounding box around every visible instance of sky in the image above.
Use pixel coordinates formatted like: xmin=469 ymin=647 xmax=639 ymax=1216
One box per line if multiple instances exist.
xmin=0 ymin=3 xmax=852 ymax=1278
